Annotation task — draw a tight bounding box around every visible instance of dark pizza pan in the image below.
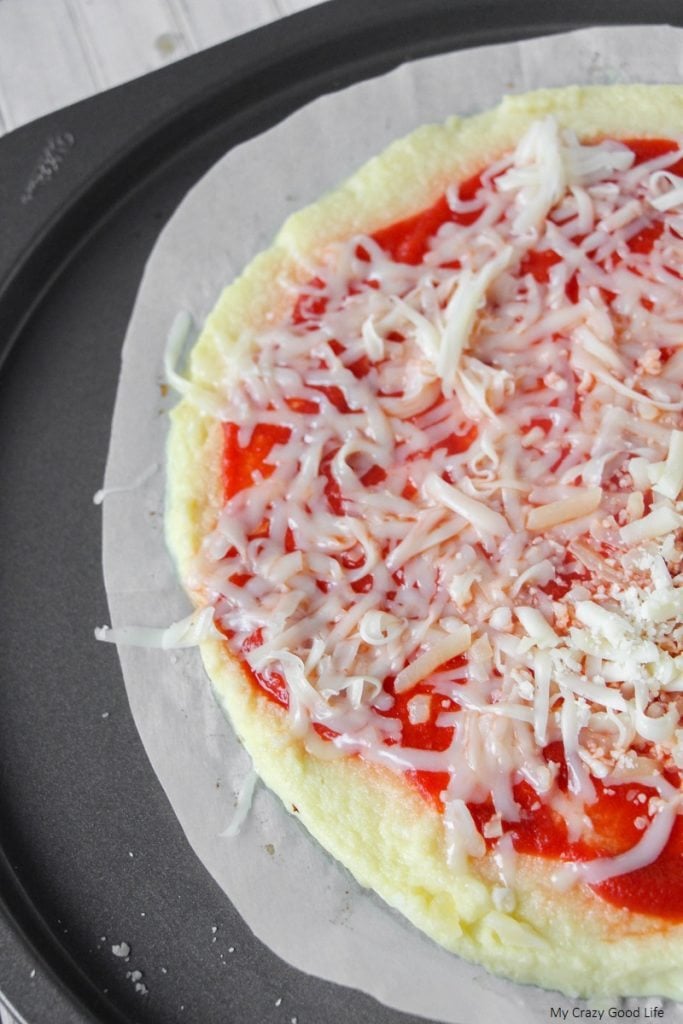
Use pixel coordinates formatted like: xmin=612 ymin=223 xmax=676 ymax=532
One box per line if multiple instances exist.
xmin=1 ymin=2 xmax=682 ymax=1022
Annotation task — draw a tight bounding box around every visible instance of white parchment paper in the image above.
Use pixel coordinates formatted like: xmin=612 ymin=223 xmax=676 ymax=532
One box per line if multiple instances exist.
xmin=100 ymin=26 xmax=683 ymax=1024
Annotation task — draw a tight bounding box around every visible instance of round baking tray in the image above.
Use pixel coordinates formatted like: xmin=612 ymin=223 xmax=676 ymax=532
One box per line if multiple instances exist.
xmin=2 ymin=2 xmax=683 ymax=1022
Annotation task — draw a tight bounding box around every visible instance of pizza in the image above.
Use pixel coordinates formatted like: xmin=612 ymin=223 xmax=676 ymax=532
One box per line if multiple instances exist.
xmin=166 ymin=85 xmax=683 ymax=999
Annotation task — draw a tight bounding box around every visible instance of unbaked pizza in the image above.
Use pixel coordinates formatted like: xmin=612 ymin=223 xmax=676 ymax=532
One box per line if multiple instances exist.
xmin=166 ymin=85 xmax=683 ymax=998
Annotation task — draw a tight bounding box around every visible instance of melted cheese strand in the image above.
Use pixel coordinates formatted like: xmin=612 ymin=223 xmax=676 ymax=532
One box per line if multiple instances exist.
xmin=424 ymin=473 xmax=510 ymax=537
xmin=394 ymin=626 xmax=472 ymax=694
xmin=526 ymin=488 xmax=602 ymax=531
xmin=437 ymin=246 xmax=513 ymax=390
xmin=95 ymin=606 xmax=220 ymax=648
xmin=555 ymin=800 xmax=679 ymax=887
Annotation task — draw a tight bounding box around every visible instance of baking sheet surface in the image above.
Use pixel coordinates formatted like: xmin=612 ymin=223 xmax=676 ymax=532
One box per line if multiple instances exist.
xmin=101 ymin=25 xmax=683 ymax=1024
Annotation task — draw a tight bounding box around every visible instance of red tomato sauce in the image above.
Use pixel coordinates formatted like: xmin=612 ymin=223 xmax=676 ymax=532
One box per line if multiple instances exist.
xmin=221 ymin=140 xmax=683 ymax=920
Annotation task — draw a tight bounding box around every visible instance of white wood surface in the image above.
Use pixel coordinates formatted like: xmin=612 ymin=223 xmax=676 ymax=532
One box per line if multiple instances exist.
xmin=0 ymin=0 xmax=319 ymax=136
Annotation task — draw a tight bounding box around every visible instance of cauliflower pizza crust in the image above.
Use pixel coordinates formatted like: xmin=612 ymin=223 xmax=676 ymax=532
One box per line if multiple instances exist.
xmin=166 ymin=85 xmax=683 ymax=999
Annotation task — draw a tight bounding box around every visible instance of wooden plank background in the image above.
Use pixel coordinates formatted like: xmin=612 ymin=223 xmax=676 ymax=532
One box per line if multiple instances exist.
xmin=0 ymin=0 xmax=318 ymax=137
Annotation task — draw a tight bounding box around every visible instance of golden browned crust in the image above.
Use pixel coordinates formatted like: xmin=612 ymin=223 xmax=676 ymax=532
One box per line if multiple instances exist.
xmin=166 ymin=85 xmax=683 ymax=998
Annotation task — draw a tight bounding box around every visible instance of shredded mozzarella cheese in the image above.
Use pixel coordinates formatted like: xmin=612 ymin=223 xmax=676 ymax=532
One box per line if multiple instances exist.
xmin=185 ymin=118 xmax=683 ymax=889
